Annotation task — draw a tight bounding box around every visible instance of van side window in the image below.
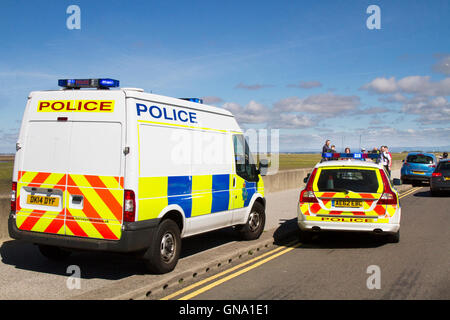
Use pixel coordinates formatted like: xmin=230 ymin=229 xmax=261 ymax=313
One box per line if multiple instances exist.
xmin=233 ymin=135 xmax=259 ymax=182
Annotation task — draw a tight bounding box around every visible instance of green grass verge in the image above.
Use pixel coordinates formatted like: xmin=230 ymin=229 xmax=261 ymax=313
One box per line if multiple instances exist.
xmin=0 ymin=160 xmax=14 ymax=195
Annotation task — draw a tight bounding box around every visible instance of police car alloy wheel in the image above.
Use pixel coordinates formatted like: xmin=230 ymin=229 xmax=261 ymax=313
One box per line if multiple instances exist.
xmin=143 ymin=219 xmax=181 ymax=274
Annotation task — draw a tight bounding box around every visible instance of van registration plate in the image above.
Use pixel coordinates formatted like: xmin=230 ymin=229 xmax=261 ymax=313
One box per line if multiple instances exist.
xmin=332 ymin=200 xmax=363 ymax=208
xmin=27 ymin=195 xmax=59 ymax=207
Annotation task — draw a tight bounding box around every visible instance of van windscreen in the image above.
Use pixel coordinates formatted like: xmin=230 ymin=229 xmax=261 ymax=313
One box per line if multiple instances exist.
xmin=316 ymin=168 xmax=379 ymax=193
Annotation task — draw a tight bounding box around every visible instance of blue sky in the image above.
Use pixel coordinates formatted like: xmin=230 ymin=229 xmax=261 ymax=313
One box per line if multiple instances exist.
xmin=0 ymin=0 xmax=449 ymax=152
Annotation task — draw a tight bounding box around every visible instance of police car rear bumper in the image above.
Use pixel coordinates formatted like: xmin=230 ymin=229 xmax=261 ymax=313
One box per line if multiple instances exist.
xmin=297 ymin=217 xmax=400 ymax=234
xmin=8 ymin=213 xmax=159 ymax=253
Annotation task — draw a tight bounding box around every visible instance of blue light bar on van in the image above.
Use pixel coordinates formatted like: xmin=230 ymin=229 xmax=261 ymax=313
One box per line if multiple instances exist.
xmin=58 ymin=78 xmax=120 ymax=89
xmin=180 ymin=98 xmax=203 ymax=104
xmin=322 ymin=153 xmax=380 ymax=160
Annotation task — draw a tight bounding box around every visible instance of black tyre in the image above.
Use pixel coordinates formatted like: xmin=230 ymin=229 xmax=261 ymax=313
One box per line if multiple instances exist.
xmin=237 ymin=202 xmax=266 ymax=241
xmin=143 ymin=219 xmax=181 ymax=274
xmin=298 ymin=230 xmax=313 ymax=243
xmin=386 ymin=230 xmax=400 ymax=243
xmin=38 ymin=245 xmax=71 ymax=261
xmin=430 ymin=189 xmax=439 ymax=197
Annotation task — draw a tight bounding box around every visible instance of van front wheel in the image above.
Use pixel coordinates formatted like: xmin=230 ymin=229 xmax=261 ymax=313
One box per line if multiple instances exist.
xmin=237 ymin=202 xmax=266 ymax=241
xmin=143 ymin=219 xmax=181 ymax=274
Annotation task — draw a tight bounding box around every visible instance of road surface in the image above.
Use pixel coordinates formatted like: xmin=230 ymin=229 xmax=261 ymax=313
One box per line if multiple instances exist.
xmin=160 ymin=187 xmax=450 ymax=300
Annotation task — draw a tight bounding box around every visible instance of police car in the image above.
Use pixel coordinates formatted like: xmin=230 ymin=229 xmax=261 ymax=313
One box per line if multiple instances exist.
xmin=9 ymin=78 xmax=267 ymax=273
xmin=297 ymin=152 xmax=401 ymax=243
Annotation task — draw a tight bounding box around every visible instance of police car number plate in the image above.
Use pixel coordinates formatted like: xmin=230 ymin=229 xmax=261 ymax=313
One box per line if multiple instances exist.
xmin=445 ymin=177 xmax=450 ymax=181
xmin=332 ymin=200 xmax=363 ymax=208
xmin=27 ymin=195 xmax=59 ymax=207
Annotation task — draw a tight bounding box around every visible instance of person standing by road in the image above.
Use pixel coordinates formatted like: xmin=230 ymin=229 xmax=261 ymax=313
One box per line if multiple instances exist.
xmin=322 ymin=140 xmax=332 ymax=153
xmin=386 ymin=146 xmax=393 ymax=174
xmin=322 ymin=140 xmax=332 ymax=161
xmin=381 ymin=146 xmax=392 ymax=177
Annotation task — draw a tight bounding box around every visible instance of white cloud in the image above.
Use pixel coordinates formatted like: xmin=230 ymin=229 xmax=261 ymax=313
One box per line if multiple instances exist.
xmin=287 ymin=80 xmax=322 ymax=89
xmin=361 ymin=77 xmax=397 ymax=94
xmin=432 ymin=54 xmax=450 ymax=75
xmin=222 ymin=100 xmax=271 ymax=124
xmin=361 ymin=75 xmax=450 ymax=96
xmin=234 ymin=82 xmax=274 ymax=90
xmin=274 ymin=93 xmax=360 ymax=115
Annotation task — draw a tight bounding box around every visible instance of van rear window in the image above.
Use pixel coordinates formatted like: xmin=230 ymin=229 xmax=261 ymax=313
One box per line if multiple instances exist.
xmin=406 ymin=154 xmax=434 ymax=164
xmin=316 ymin=168 xmax=379 ymax=193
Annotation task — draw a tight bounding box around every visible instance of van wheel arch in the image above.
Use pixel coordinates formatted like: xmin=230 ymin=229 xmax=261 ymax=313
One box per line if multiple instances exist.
xmin=160 ymin=210 xmax=184 ymax=233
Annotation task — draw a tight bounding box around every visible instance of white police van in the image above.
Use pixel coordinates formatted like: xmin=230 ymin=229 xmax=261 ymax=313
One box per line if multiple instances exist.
xmin=9 ymin=78 xmax=267 ymax=273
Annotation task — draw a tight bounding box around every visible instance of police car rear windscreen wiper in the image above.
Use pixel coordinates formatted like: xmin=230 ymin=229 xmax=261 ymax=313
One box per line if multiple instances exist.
xmin=320 ymin=188 xmax=353 ymax=194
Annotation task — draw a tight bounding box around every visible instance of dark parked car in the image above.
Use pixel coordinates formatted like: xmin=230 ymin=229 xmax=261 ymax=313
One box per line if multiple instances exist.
xmin=430 ymin=159 xmax=450 ymax=196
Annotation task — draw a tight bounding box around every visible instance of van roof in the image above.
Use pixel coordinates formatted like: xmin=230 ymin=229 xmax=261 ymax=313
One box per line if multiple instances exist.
xmin=30 ymin=88 xmax=234 ymax=118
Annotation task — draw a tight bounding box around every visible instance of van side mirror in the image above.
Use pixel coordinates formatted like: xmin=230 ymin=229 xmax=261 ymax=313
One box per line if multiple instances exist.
xmin=303 ymin=173 xmax=311 ymax=184
xmin=393 ymin=178 xmax=402 ymax=186
xmin=259 ymin=159 xmax=269 ymax=176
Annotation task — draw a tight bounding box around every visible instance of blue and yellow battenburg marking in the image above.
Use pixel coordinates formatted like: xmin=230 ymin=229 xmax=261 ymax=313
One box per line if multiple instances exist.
xmin=137 ymin=174 xmax=264 ymax=220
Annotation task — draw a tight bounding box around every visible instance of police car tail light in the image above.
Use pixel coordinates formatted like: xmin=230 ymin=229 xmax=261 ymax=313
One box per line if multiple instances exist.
xmin=378 ymin=170 xmax=397 ymax=205
xmin=300 ymin=168 xmax=318 ymax=203
xmin=432 ymin=172 xmax=442 ymax=177
xmin=11 ymin=182 xmax=17 ymax=213
xmin=123 ymin=190 xmax=136 ymax=222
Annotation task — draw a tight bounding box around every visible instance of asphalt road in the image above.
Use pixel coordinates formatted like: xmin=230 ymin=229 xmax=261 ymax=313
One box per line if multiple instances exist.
xmin=0 ymin=185 xmax=448 ymax=300
xmin=163 ymin=187 xmax=450 ymax=300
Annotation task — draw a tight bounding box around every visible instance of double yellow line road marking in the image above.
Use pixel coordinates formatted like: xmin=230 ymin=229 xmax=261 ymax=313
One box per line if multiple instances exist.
xmin=161 ymin=186 xmax=420 ymax=300
xmin=399 ymin=186 xmax=422 ymax=199
xmin=161 ymin=240 xmax=302 ymax=300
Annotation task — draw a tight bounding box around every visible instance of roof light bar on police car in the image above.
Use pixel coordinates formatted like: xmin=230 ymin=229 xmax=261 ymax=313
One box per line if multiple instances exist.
xmin=322 ymin=152 xmax=381 ymax=160
xmin=58 ymin=78 xmax=120 ymax=89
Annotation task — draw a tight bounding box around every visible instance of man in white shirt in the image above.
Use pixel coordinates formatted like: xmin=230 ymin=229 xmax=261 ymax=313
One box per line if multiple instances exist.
xmin=381 ymin=146 xmax=392 ymax=177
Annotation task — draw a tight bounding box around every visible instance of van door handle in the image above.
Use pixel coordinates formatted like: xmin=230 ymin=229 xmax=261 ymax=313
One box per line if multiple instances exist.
xmin=233 ymin=177 xmax=236 ymax=188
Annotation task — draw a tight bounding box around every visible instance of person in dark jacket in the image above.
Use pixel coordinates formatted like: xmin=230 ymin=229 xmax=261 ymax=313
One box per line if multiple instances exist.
xmin=322 ymin=140 xmax=332 ymax=153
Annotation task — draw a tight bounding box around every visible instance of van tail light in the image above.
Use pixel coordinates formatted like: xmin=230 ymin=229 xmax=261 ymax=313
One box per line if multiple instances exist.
xmin=11 ymin=182 xmax=17 ymax=212
xmin=300 ymin=168 xmax=318 ymax=203
xmin=432 ymin=172 xmax=442 ymax=177
xmin=428 ymin=165 xmax=436 ymax=168
xmin=378 ymin=169 xmax=397 ymax=205
xmin=123 ymin=189 xmax=136 ymax=222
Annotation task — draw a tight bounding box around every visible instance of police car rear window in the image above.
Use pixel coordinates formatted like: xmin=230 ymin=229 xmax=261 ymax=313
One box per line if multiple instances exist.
xmin=406 ymin=154 xmax=434 ymax=164
xmin=316 ymin=168 xmax=379 ymax=193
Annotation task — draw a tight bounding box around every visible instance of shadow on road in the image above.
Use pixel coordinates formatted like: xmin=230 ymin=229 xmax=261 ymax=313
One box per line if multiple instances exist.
xmin=0 ymin=227 xmax=239 ymax=280
xmin=273 ymin=218 xmax=386 ymax=249
xmin=413 ymin=190 xmax=450 ymax=198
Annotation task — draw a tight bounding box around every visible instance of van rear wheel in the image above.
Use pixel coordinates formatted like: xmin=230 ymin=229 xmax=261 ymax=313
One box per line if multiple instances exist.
xmin=237 ymin=202 xmax=265 ymax=241
xmin=38 ymin=245 xmax=71 ymax=261
xmin=143 ymin=219 xmax=181 ymax=274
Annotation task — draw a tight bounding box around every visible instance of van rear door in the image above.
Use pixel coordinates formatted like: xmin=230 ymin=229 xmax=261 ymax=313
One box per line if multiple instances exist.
xmin=16 ymin=90 xmax=126 ymax=240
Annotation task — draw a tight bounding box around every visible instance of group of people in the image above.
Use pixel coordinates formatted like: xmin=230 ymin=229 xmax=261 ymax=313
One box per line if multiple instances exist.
xmin=321 ymin=139 xmax=393 ymax=176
